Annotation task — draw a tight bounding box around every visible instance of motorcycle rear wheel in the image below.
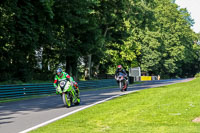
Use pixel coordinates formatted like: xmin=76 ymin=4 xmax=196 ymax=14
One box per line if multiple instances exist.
xmin=124 ymin=86 xmax=127 ymax=91
xmin=124 ymin=81 xmax=127 ymax=91
xmin=75 ymin=98 xmax=80 ymax=105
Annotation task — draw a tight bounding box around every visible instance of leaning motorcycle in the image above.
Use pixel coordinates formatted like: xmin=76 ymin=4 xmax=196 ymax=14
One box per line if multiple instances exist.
xmin=57 ymin=79 xmax=80 ymax=107
xmin=116 ymin=72 xmax=128 ymax=92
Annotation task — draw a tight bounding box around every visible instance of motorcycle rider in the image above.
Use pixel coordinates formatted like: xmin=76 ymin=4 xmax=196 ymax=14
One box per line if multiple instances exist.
xmin=53 ymin=68 xmax=79 ymax=97
xmin=115 ymin=65 xmax=128 ymax=88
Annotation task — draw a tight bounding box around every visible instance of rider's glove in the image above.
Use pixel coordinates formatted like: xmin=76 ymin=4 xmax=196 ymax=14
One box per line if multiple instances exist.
xmin=55 ymin=86 xmax=59 ymax=94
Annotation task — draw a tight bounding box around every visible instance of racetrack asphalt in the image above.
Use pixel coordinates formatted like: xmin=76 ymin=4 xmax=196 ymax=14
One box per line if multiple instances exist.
xmin=0 ymin=78 xmax=193 ymax=133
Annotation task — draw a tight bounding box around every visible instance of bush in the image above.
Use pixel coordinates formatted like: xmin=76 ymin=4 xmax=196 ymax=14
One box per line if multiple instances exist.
xmin=195 ymin=73 xmax=200 ymax=78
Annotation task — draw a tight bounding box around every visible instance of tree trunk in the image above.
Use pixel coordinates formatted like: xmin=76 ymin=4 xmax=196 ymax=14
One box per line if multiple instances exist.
xmin=88 ymin=54 xmax=92 ymax=79
xmin=42 ymin=47 xmax=48 ymax=73
xmin=66 ymin=57 xmax=72 ymax=75
xmin=84 ymin=54 xmax=92 ymax=80
xmin=66 ymin=56 xmax=78 ymax=80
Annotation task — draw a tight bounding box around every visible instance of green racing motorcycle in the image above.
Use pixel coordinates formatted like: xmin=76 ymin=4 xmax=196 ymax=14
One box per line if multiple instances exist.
xmin=57 ymin=79 xmax=80 ymax=107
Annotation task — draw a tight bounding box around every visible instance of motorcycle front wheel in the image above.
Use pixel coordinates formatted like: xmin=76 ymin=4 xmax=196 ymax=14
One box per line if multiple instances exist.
xmin=62 ymin=93 xmax=71 ymax=108
xmin=124 ymin=80 xmax=128 ymax=91
xmin=119 ymin=81 xmax=123 ymax=92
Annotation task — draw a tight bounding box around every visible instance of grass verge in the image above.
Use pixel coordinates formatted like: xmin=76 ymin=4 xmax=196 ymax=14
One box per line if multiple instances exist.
xmin=30 ymin=78 xmax=200 ymax=133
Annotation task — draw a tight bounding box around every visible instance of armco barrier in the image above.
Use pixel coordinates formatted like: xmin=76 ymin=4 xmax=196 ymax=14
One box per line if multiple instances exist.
xmin=0 ymin=79 xmax=117 ymax=101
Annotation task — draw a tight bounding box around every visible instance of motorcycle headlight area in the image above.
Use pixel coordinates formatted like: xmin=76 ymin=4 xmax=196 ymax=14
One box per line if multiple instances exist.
xmin=60 ymin=81 xmax=66 ymax=87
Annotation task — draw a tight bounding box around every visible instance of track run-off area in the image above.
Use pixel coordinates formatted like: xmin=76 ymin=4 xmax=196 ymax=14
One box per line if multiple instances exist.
xmin=0 ymin=78 xmax=193 ymax=133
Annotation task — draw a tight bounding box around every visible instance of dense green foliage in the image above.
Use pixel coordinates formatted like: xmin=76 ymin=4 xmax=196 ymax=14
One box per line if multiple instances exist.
xmin=0 ymin=0 xmax=200 ymax=82
xmin=195 ymin=73 xmax=200 ymax=78
xmin=31 ymin=78 xmax=200 ymax=133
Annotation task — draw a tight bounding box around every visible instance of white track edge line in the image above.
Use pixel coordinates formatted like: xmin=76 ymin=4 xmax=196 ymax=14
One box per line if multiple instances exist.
xmin=19 ymin=90 xmax=138 ymax=133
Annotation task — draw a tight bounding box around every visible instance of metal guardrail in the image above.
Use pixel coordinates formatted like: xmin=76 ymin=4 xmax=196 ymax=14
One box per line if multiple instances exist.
xmin=0 ymin=79 xmax=117 ymax=101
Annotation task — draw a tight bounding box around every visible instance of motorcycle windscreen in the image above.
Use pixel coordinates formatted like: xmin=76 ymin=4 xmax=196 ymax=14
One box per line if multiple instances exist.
xmin=63 ymin=81 xmax=72 ymax=92
xmin=60 ymin=81 xmax=66 ymax=88
xmin=118 ymin=72 xmax=125 ymax=76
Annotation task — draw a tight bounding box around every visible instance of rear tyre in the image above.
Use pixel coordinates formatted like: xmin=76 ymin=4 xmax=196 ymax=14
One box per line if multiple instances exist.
xmin=75 ymin=98 xmax=80 ymax=105
xmin=119 ymin=82 xmax=123 ymax=92
xmin=124 ymin=86 xmax=127 ymax=91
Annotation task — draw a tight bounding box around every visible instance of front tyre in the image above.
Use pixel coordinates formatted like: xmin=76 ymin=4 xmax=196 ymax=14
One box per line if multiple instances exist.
xmin=124 ymin=80 xmax=128 ymax=91
xmin=119 ymin=81 xmax=123 ymax=92
xmin=62 ymin=93 xmax=71 ymax=108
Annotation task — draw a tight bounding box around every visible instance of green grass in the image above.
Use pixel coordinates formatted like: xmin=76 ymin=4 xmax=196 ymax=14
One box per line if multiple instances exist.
xmin=30 ymin=78 xmax=200 ymax=133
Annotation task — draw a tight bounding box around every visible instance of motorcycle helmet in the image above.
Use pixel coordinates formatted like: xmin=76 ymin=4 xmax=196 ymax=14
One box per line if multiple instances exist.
xmin=117 ymin=65 xmax=122 ymax=71
xmin=56 ymin=68 xmax=62 ymax=77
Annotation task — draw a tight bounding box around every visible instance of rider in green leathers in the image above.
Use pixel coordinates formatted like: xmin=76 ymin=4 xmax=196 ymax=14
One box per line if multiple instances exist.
xmin=53 ymin=68 xmax=79 ymax=97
